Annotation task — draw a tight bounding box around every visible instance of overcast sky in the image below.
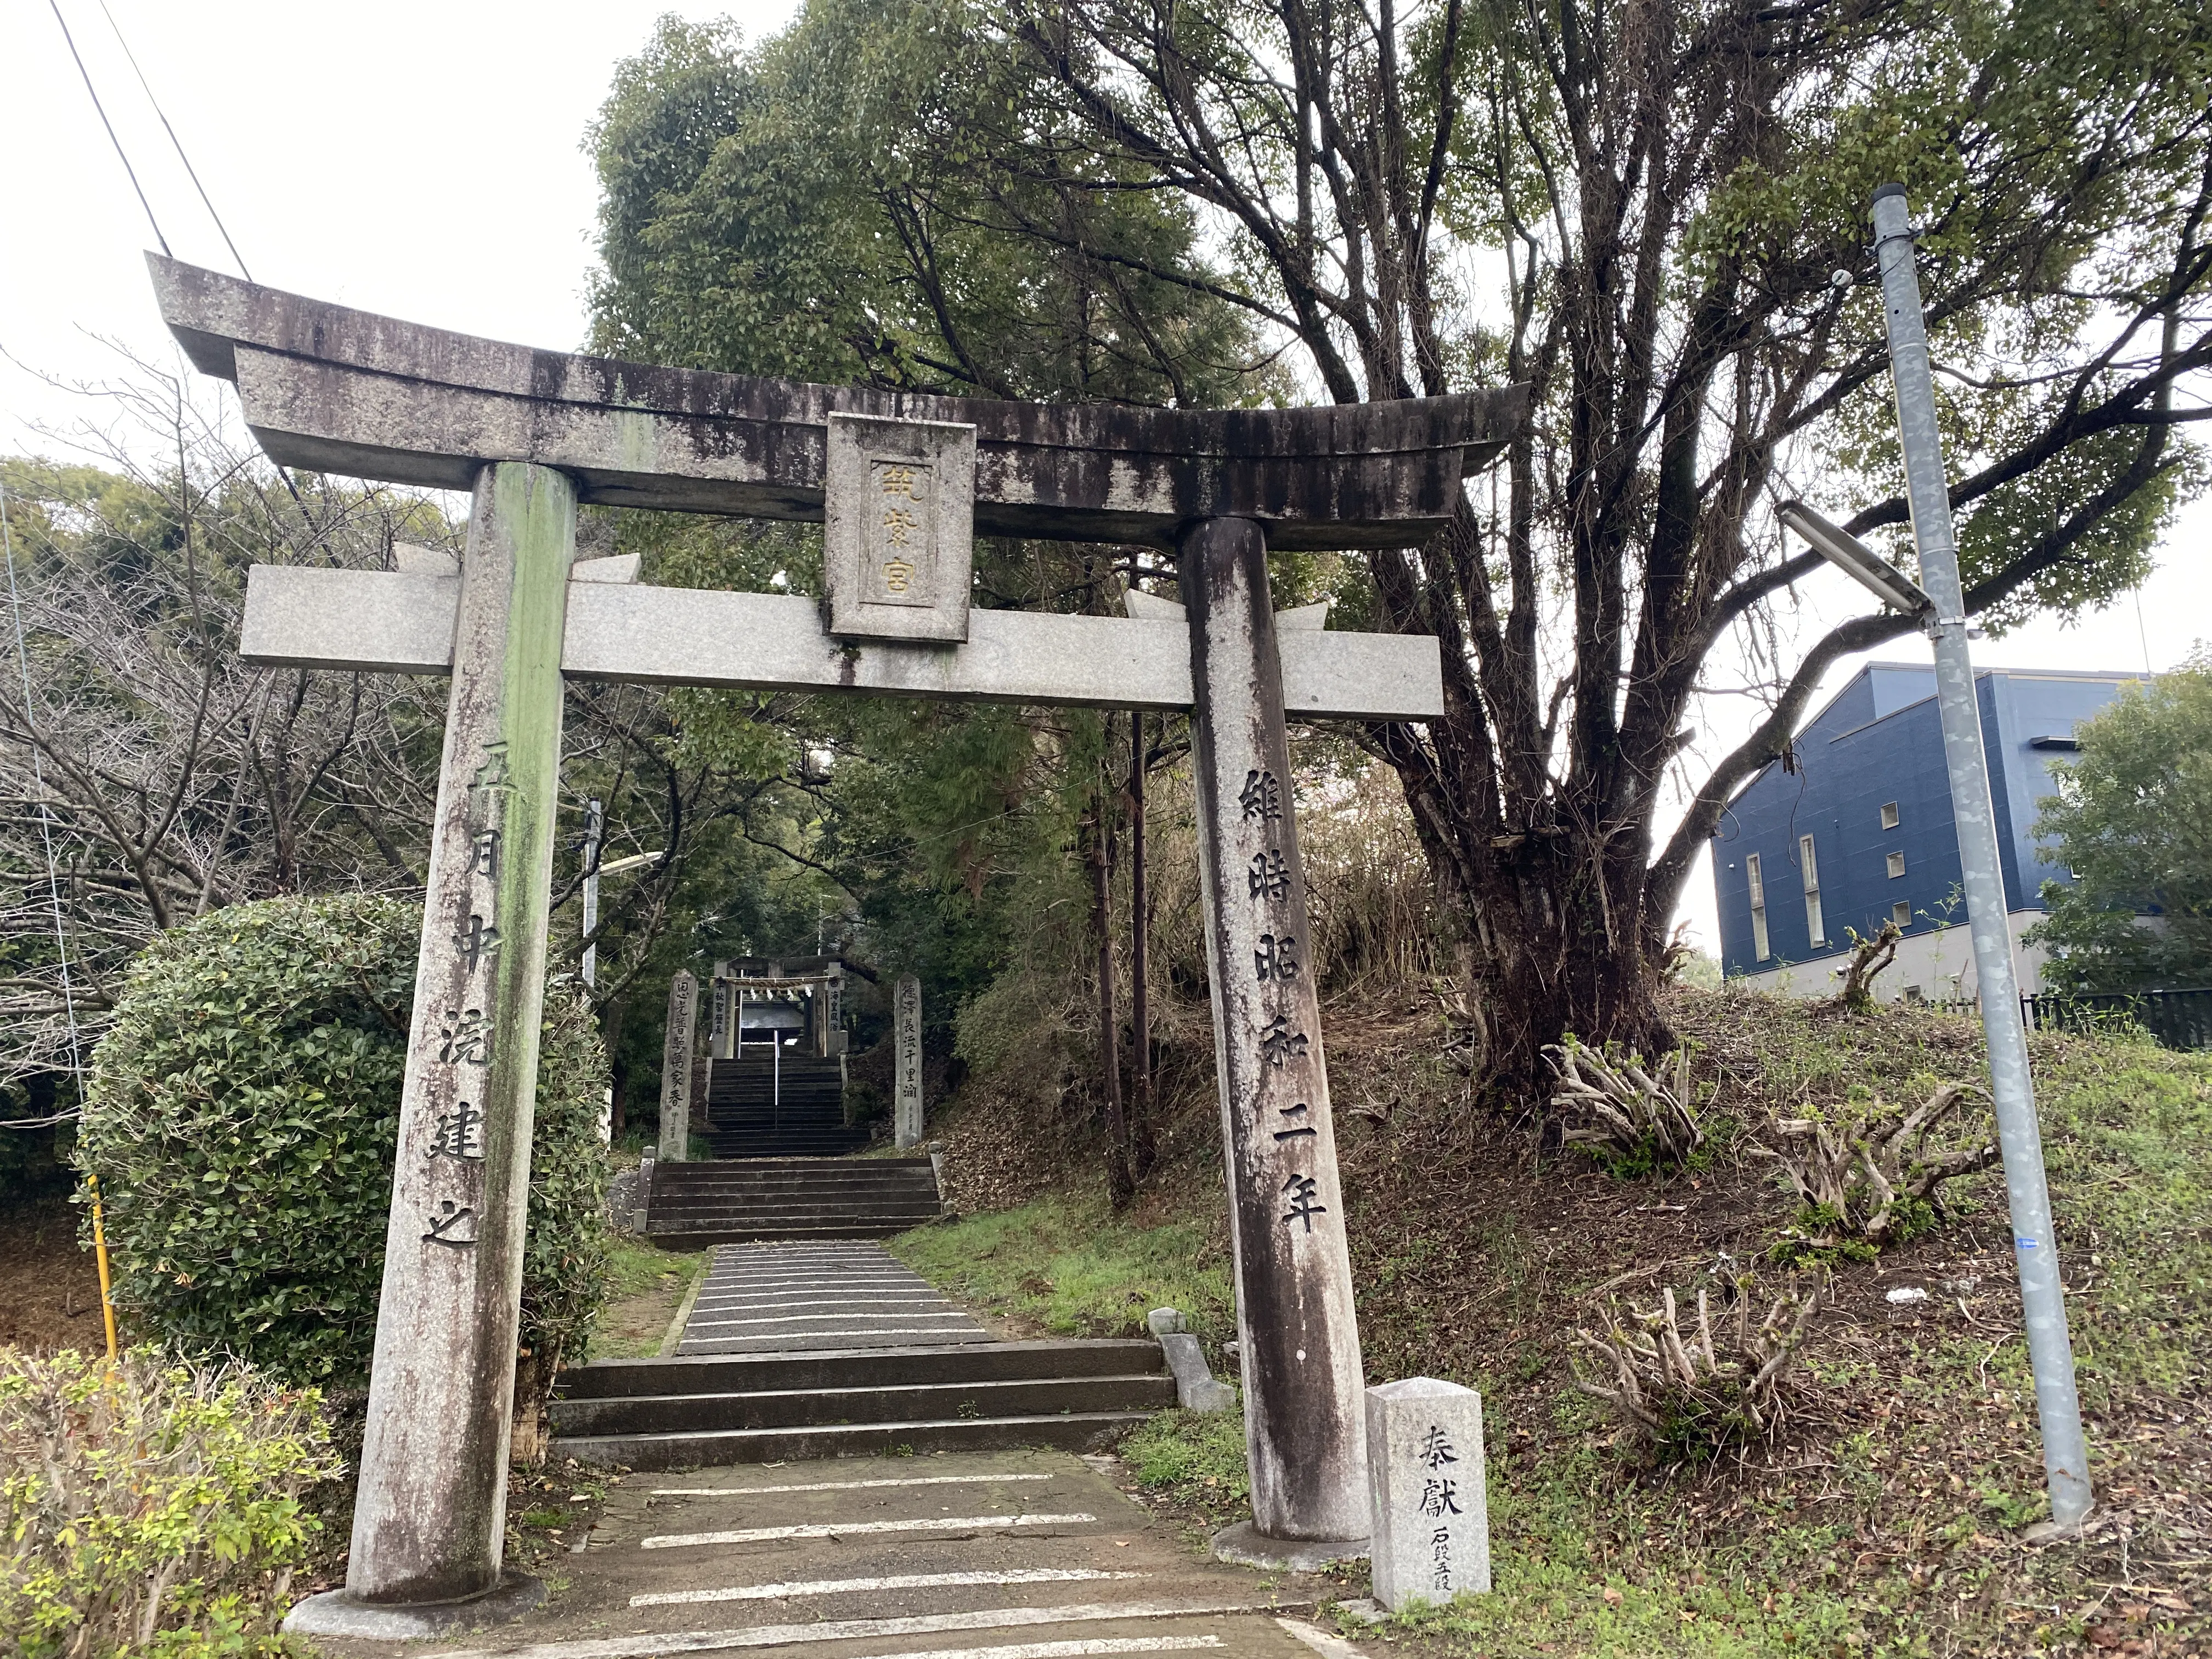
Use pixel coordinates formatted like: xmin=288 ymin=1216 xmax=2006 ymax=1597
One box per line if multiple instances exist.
xmin=4 ymin=0 xmax=2204 ymax=957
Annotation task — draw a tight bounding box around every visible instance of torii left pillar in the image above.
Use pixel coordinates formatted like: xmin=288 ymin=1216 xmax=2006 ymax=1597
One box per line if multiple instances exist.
xmin=287 ymin=462 xmax=575 ymax=1637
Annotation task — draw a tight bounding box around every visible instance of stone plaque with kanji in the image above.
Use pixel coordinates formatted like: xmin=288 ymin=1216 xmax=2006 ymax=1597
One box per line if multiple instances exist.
xmin=825 ymin=412 xmax=976 ymax=643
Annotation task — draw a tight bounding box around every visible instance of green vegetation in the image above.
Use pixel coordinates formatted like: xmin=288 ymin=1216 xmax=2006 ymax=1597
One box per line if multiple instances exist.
xmin=0 ymin=1348 xmax=341 ymax=1658
xmin=583 ymin=0 xmax=2210 ymax=1095
xmin=927 ymin=985 xmax=2211 ymax=1655
xmin=76 ymin=895 xmax=611 ymax=1389
xmin=2032 ymin=656 xmax=2212 ymax=994
xmin=890 ymin=1196 xmax=1232 ymax=1348
xmin=585 ymin=1240 xmax=711 ymax=1361
xmin=1120 ymin=1410 xmax=1250 ymax=1507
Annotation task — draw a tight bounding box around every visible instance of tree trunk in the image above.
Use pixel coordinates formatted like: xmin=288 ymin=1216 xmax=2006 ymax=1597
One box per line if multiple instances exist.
xmin=1087 ymin=721 xmax=1135 ymax=1206
xmin=1127 ymin=711 xmax=1156 ymax=1179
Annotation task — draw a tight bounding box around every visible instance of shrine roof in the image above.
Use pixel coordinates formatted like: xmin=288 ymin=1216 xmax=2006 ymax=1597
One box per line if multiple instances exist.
xmin=151 ymin=256 xmax=1526 ymax=551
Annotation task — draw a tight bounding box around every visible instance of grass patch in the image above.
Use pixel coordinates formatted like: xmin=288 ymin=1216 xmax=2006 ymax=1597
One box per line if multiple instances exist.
xmin=1122 ymin=1408 xmax=1250 ymax=1504
xmin=584 ymin=1238 xmax=710 ymax=1360
xmin=888 ymin=1194 xmax=1232 ymax=1346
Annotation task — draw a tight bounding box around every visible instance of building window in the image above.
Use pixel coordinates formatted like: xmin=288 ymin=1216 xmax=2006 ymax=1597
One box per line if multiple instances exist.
xmin=1747 ymin=853 xmax=1770 ymax=962
xmin=1887 ymin=850 xmax=1907 ymax=879
xmin=1893 ymin=900 xmax=1913 ymax=929
xmin=1799 ymin=834 xmax=1826 ymax=947
xmin=1881 ymin=802 xmax=1900 ymax=830
xmin=1904 ymin=984 xmax=1923 ymax=1003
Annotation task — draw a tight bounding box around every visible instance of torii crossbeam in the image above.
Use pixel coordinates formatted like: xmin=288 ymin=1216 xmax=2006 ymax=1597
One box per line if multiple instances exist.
xmin=149 ymin=255 xmax=1525 ymax=1636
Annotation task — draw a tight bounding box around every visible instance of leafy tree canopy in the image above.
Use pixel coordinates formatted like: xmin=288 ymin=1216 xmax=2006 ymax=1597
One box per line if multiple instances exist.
xmin=2032 ymin=660 xmax=2212 ymax=995
xmin=588 ymin=0 xmax=2211 ymax=1090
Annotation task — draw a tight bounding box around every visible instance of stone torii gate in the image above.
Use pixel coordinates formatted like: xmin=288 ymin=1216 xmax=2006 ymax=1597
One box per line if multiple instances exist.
xmin=147 ymin=256 xmax=1524 ymax=1634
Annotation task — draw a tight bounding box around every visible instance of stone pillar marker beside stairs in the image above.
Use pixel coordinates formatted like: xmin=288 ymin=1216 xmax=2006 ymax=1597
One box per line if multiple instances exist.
xmin=895 ymin=973 xmax=925 ymax=1148
xmin=658 ymin=969 xmax=698 ymax=1163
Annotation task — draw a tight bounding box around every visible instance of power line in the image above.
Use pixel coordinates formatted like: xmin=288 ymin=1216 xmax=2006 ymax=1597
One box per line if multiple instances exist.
xmin=47 ymin=0 xmax=170 ymax=258
xmin=95 ymin=0 xmax=253 ymax=282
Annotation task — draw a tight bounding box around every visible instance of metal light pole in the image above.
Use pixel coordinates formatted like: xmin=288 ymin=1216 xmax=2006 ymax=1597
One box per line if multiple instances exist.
xmin=1870 ymin=182 xmax=2092 ymax=1526
xmin=579 ymin=798 xmax=604 ymax=990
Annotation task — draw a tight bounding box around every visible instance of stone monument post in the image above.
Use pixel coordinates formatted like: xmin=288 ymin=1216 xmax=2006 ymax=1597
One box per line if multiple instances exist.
xmin=1367 ymin=1377 xmax=1491 ymax=1609
xmin=1182 ymin=516 xmax=1369 ymax=1556
xmin=659 ymin=969 xmax=698 ymax=1162
xmin=894 ymin=973 xmax=924 ymax=1148
xmin=292 ymin=461 xmax=576 ymax=1632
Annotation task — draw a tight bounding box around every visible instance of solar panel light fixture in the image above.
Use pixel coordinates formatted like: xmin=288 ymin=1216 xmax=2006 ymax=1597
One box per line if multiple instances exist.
xmin=1778 ymin=500 xmax=1935 ymax=620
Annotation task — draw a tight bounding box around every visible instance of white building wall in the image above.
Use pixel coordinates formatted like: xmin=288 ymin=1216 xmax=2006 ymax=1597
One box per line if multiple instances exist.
xmin=1729 ymin=909 xmax=2051 ymax=1002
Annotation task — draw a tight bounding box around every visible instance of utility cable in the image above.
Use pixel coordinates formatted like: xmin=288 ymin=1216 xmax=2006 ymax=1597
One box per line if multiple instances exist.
xmin=95 ymin=0 xmax=252 ymax=281
xmin=47 ymin=0 xmax=170 ymax=258
xmin=1 ymin=476 xmax=88 ymax=1108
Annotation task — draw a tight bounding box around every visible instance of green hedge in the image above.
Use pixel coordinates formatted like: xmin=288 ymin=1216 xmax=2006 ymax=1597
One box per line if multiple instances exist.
xmin=77 ymin=895 xmax=609 ymax=1386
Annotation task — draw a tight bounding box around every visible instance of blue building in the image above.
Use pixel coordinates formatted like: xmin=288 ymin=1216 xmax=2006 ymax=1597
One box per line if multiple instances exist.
xmin=1711 ymin=662 xmax=2147 ymax=1001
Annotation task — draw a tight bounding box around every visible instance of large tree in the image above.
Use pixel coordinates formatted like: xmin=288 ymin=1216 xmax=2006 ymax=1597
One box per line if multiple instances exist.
xmin=2029 ymin=659 xmax=2212 ymax=995
xmin=594 ymin=0 xmax=2210 ymax=1088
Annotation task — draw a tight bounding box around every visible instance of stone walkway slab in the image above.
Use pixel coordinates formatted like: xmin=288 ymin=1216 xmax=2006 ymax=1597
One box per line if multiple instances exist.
xmin=681 ymin=1244 xmax=992 ymax=1355
xmin=308 ymin=1448 xmax=1358 ymax=1659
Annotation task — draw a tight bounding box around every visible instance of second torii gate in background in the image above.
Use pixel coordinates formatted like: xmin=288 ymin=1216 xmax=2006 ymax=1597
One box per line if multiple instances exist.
xmin=149 ymin=256 xmax=1525 ymax=1634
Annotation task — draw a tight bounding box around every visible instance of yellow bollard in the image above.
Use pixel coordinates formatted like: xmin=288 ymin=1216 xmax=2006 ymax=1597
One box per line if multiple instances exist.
xmin=87 ymin=1172 xmax=119 ymax=1362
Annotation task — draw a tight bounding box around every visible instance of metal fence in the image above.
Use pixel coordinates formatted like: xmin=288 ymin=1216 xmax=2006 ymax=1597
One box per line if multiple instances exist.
xmin=1921 ymin=988 xmax=2212 ymax=1051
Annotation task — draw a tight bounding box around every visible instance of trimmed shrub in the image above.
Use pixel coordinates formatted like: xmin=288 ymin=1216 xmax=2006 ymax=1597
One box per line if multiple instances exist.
xmin=0 ymin=1346 xmax=341 ymax=1658
xmin=76 ymin=895 xmax=610 ymax=1390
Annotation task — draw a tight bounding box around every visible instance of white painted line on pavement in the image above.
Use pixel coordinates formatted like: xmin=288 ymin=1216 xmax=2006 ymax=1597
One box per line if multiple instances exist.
xmin=641 ymin=1513 xmax=1098 ymax=1549
xmin=431 ymin=1601 xmax=1251 ymax=1659
xmin=652 ymin=1473 xmax=1054 ymax=1496
xmin=630 ymin=1567 xmax=1146 ymax=1607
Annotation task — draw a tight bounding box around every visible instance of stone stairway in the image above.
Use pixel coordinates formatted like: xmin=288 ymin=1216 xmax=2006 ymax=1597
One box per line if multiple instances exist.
xmin=641 ymin=1158 xmax=943 ymax=1246
xmin=550 ymin=1338 xmax=1175 ymax=1469
xmin=551 ymin=1243 xmax=1178 ymax=1469
xmin=706 ymin=1053 xmax=866 ymax=1156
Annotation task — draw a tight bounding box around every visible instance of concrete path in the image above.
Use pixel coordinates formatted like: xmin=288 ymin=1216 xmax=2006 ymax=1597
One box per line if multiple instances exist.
xmin=680 ymin=1244 xmax=994 ymax=1356
xmin=377 ymin=1448 xmax=1362 ymax=1659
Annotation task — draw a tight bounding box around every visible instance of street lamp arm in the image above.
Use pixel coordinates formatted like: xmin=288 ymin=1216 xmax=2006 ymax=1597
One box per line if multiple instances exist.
xmin=1778 ymin=501 xmax=1934 ymax=618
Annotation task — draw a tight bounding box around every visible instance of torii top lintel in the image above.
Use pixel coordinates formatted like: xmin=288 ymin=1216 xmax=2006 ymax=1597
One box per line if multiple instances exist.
xmin=151 ymin=257 xmax=1526 ymax=552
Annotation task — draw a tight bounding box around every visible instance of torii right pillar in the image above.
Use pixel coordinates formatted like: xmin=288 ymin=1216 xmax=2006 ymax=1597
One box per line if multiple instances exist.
xmin=1182 ymin=517 xmax=1369 ymax=1561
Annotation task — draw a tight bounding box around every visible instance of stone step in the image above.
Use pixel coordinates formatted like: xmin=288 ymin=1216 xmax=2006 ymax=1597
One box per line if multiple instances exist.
xmin=653 ymin=1184 xmax=933 ymax=1197
xmin=657 ymin=1173 xmax=933 ymax=1186
xmin=559 ymin=1339 xmax=1165 ymax=1400
xmin=553 ymin=1409 xmax=1156 ymax=1470
xmin=652 ymin=1191 xmax=939 ymax=1208
xmin=657 ymin=1158 xmax=936 ymax=1173
xmin=641 ymin=1212 xmax=924 ymax=1238
xmin=551 ymin=1374 xmax=1177 ymax=1438
xmin=646 ymin=1212 xmax=942 ymax=1221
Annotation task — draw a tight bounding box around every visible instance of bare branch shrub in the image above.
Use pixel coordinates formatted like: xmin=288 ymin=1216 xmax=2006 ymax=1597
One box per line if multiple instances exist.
xmin=1757 ymin=1083 xmax=2001 ymax=1263
xmin=1837 ymin=921 xmax=1902 ymax=1013
xmin=1571 ymin=1275 xmax=1827 ymax=1464
xmin=1547 ymin=1037 xmax=1704 ymax=1171
xmin=2 ymin=376 xmax=450 ymax=1084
